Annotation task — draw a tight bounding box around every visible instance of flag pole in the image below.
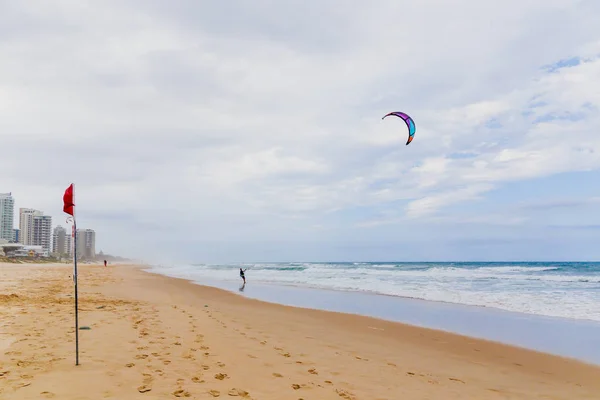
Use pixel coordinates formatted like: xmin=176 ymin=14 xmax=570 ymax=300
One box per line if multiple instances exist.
xmin=64 ymin=182 xmax=79 ymax=366
xmin=73 ymin=183 xmax=79 ymax=366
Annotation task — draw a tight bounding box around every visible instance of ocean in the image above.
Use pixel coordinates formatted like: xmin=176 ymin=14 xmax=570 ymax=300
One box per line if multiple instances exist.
xmin=147 ymin=261 xmax=600 ymax=323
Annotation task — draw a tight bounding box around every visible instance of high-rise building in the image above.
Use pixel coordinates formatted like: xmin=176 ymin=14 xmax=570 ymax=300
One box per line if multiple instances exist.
xmin=0 ymin=193 xmax=15 ymax=242
xmin=52 ymin=226 xmax=66 ymax=255
xmin=19 ymin=208 xmax=37 ymax=245
xmin=52 ymin=225 xmax=72 ymax=257
xmin=76 ymin=229 xmax=96 ymax=260
xmin=19 ymin=208 xmax=52 ymax=254
xmin=13 ymin=228 xmax=20 ymax=243
xmin=33 ymin=215 xmax=52 ymax=254
xmin=66 ymin=234 xmax=73 ymax=258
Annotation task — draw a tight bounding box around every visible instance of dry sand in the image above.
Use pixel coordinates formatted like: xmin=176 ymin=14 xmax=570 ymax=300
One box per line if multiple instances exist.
xmin=0 ymin=263 xmax=599 ymax=399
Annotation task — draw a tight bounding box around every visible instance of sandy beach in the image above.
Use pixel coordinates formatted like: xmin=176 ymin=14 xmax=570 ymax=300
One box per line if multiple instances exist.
xmin=1 ymin=263 xmax=599 ymax=399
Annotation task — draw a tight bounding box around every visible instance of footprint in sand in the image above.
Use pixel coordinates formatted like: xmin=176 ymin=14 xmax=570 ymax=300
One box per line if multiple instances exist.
xmin=192 ymin=376 xmax=205 ymax=383
xmin=227 ymin=388 xmax=250 ymax=397
xmin=214 ymin=373 xmax=228 ymax=380
xmin=308 ymin=368 xmax=318 ymax=375
xmin=291 ymin=383 xmax=306 ymax=390
xmin=173 ymin=389 xmax=191 ymax=397
xmin=272 ymin=373 xmax=283 ymax=378
xmin=217 ymin=362 xmax=226 ymax=367
xmin=137 ymin=385 xmax=152 ymax=393
xmin=208 ymin=390 xmax=220 ymax=397
xmin=336 ymin=389 xmax=356 ymax=399
xmin=40 ymin=391 xmax=55 ymax=398
xmin=135 ymin=354 xmax=149 ymax=360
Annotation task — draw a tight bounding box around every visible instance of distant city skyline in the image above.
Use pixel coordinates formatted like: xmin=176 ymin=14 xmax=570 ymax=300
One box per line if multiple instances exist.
xmin=1 ymin=190 xmax=98 ymax=259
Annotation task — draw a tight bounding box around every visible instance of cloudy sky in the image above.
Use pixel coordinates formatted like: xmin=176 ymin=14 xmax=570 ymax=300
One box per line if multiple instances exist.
xmin=1 ymin=0 xmax=600 ymax=263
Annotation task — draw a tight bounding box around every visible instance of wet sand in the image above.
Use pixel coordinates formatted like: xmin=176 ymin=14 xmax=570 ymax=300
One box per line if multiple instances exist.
xmin=1 ymin=263 xmax=599 ymax=399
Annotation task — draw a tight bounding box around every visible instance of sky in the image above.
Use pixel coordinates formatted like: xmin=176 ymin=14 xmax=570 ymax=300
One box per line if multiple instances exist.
xmin=1 ymin=0 xmax=600 ymax=263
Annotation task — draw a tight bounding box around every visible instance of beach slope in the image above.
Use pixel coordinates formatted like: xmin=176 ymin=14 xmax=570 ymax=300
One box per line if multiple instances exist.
xmin=0 ymin=263 xmax=599 ymax=399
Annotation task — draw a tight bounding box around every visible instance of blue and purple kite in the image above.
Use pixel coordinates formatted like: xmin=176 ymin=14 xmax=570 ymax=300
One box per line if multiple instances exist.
xmin=382 ymin=111 xmax=416 ymax=145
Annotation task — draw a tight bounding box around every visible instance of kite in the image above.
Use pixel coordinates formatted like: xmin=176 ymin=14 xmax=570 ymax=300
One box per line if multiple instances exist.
xmin=382 ymin=111 xmax=416 ymax=145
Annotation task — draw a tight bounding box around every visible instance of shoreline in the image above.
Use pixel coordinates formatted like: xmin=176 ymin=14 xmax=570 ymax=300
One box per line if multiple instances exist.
xmin=170 ymin=273 xmax=600 ymax=324
xmin=144 ymin=261 xmax=600 ymax=324
xmin=1 ymin=263 xmax=600 ymax=399
xmin=142 ymin=266 xmax=600 ymax=366
xmin=133 ymin=265 xmax=600 ymax=366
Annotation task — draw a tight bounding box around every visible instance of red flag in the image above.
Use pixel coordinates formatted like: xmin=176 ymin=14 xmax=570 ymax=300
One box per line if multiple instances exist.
xmin=63 ymin=184 xmax=75 ymax=216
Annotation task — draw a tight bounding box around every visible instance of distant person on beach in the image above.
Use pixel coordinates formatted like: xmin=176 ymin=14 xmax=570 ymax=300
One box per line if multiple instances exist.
xmin=104 ymin=260 xmax=107 ymax=267
xmin=239 ymin=268 xmax=247 ymax=284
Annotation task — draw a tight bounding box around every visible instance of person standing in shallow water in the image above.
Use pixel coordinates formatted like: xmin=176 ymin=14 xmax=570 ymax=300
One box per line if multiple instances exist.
xmin=239 ymin=268 xmax=247 ymax=284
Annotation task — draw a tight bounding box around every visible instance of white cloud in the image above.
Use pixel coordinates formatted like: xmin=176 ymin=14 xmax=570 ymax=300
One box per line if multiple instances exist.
xmin=1 ymin=0 xmax=600 ymax=261
xmin=405 ymin=184 xmax=494 ymax=218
